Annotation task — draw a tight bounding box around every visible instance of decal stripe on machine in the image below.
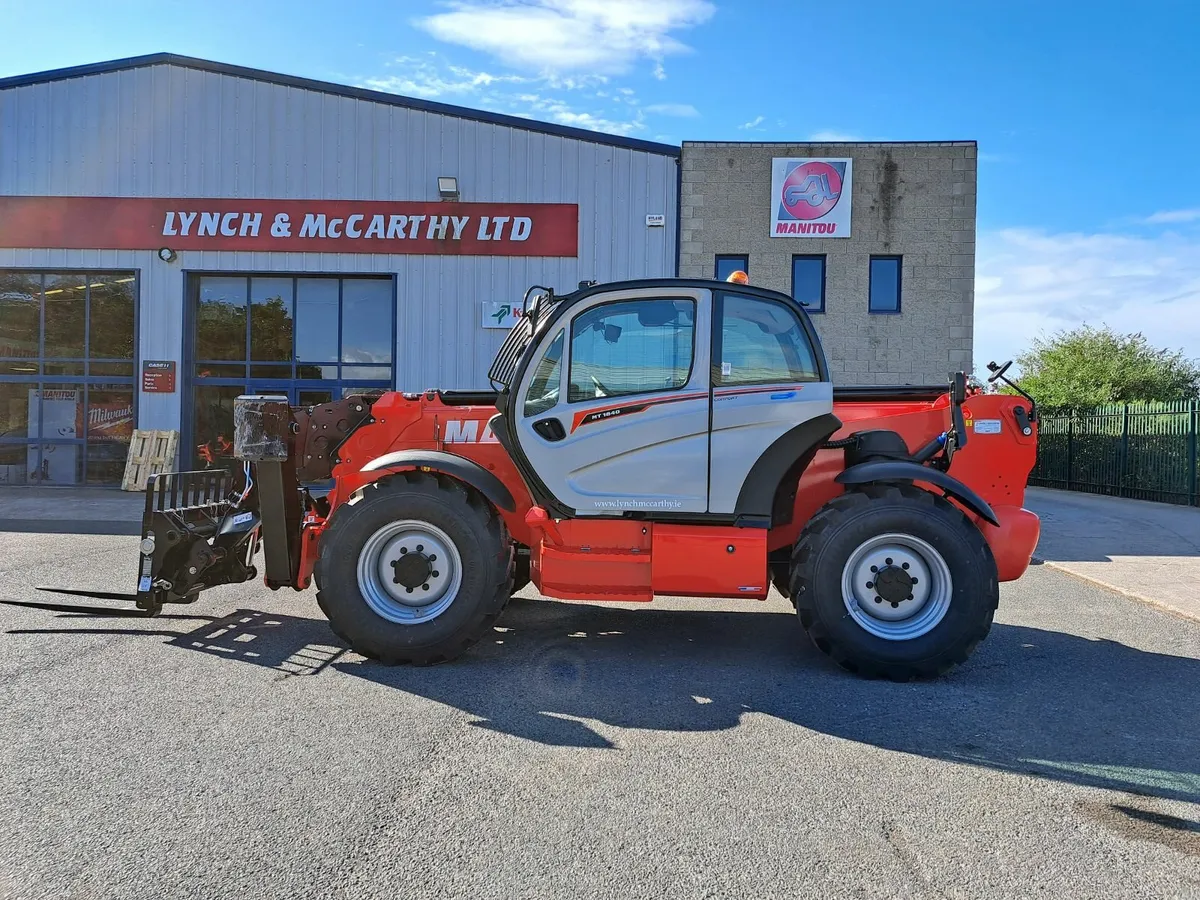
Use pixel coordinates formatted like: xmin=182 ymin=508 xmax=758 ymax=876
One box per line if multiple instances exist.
xmin=570 ymin=385 xmax=807 ymax=432
xmin=570 ymin=391 xmax=708 ymax=432
xmin=713 ymin=384 xmax=807 ymax=400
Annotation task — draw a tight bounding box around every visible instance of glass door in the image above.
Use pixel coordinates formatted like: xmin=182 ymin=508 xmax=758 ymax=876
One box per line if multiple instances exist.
xmin=187 ymin=274 xmax=394 ymax=470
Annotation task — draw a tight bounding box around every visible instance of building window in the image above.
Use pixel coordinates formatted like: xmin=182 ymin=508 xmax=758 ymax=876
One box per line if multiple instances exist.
xmin=568 ymin=299 xmax=695 ymax=402
xmin=869 ymin=256 xmax=902 ymax=314
xmin=714 ymin=255 xmax=749 ymax=282
xmin=791 ymin=255 xmax=826 ymax=314
xmin=189 ymin=274 xmax=394 ymax=469
xmin=0 ymin=270 xmax=136 ymax=485
xmin=714 ymin=292 xmax=821 ymax=385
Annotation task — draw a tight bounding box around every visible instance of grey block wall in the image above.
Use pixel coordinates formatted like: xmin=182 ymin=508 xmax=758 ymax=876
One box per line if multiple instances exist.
xmin=680 ymin=141 xmax=976 ymax=386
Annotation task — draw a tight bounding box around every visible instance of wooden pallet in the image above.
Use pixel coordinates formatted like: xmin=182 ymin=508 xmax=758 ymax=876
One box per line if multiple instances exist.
xmin=121 ymin=430 xmax=179 ymax=491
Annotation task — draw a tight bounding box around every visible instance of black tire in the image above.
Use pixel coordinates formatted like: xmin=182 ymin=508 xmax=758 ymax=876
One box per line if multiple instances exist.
xmin=314 ymin=471 xmax=513 ymax=665
xmin=790 ymin=483 xmax=998 ymax=680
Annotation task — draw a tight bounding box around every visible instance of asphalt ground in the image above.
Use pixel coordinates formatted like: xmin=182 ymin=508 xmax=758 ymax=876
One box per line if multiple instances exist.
xmin=0 ymin=531 xmax=1197 ymax=900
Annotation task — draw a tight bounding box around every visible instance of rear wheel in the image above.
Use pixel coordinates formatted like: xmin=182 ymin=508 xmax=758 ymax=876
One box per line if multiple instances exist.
xmin=790 ymin=484 xmax=997 ymax=680
xmin=315 ymin=472 xmax=513 ymax=665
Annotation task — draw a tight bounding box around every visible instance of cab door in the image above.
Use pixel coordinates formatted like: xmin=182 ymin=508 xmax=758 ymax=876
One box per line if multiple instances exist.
xmin=511 ymin=287 xmax=711 ymax=515
xmin=708 ymin=290 xmax=832 ymax=514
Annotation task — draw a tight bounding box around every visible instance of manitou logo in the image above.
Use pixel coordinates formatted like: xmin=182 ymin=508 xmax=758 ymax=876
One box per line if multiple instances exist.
xmin=779 ymin=161 xmax=844 ymax=221
xmin=784 ymin=173 xmax=839 ymax=210
xmin=443 ymin=420 xmax=499 ymax=443
xmin=770 ymin=158 xmax=853 ymax=238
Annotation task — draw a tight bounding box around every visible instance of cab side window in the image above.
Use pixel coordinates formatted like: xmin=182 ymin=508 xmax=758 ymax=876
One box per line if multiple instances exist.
xmin=715 ymin=293 xmax=820 ymax=385
xmin=523 ymin=329 xmax=564 ymax=417
xmin=568 ymin=299 xmax=695 ymax=402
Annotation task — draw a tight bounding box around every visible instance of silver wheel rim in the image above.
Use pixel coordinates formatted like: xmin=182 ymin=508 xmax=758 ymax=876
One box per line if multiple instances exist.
xmin=840 ymin=532 xmax=952 ymax=641
xmin=356 ymin=520 xmax=463 ymax=625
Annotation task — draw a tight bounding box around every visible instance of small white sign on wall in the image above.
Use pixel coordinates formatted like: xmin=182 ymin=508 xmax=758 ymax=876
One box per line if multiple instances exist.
xmin=646 ymin=214 xmax=666 ymax=227
xmin=482 ymin=301 xmax=525 ymax=329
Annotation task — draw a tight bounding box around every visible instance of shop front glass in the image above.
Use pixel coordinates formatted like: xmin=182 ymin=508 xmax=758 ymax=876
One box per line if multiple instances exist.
xmin=0 ymin=271 xmax=136 ymax=485
xmin=189 ymin=274 xmax=394 ymax=469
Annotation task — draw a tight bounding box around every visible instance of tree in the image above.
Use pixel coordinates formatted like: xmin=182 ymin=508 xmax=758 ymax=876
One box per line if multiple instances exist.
xmin=1012 ymin=325 xmax=1200 ymax=409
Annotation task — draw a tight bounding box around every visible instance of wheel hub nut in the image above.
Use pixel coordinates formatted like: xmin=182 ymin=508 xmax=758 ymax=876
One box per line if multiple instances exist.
xmin=872 ymin=564 xmax=914 ymax=604
xmin=391 ymin=552 xmax=433 ymax=589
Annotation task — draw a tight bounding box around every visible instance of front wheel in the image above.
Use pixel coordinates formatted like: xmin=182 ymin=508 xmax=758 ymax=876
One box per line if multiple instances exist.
xmin=790 ymin=484 xmax=998 ymax=680
xmin=314 ymin=472 xmax=513 ymax=665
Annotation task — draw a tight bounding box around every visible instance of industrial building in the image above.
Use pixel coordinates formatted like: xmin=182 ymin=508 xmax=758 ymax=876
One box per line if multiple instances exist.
xmin=0 ymin=54 xmax=975 ymax=486
xmin=0 ymin=54 xmax=679 ymax=483
xmin=678 ymin=141 xmax=977 ymax=387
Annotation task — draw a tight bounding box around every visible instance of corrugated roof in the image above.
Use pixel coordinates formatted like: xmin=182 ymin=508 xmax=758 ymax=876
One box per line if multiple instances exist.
xmin=0 ymin=52 xmax=681 ymax=157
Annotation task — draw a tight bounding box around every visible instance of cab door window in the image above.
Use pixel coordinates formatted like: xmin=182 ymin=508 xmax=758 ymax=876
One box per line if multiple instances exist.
xmin=715 ymin=294 xmax=820 ymax=385
xmin=523 ymin=329 xmax=564 ymax=417
xmin=568 ymin=299 xmax=695 ymax=402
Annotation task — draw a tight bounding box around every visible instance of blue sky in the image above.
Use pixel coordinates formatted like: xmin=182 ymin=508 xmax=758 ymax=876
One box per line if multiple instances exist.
xmin=4 ymin=0 xmax=1199 ymax=370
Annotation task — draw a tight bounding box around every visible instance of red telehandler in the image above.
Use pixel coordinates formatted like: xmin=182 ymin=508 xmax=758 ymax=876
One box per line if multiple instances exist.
xmin=26 ymin=277 xmax=1041 ymax=679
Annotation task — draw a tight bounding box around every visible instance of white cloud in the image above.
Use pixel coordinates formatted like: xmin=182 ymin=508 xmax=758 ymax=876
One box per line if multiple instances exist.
xmin=415 ymin=0 xmax=715 ymax=74
xmin=975 ymin=227 xmax=1200 ymax=374
xmin=652 ymin=61 xmax=667 ymax=80
xmin=363 ymin=55 xmax=643 ymax=135
xmin=739 ymin=115 xmax=765 ymax=130
xmin=517 ymin=92 xmax=646 ymax=134
xmin=364 ymin=56 xmax=531 ymax=98
xmin=1144 ymin=208 xmax=1200 ymax=224
xmin=646 ymin=102 xmax=699 ymax=117
xmin=808 ymin=129 xmax=860 ymax=142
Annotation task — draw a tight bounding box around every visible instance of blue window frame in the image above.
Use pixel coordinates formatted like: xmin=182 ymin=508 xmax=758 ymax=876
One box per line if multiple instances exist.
xmin=869 ymin=256 xmax=902 ymax=314
xmin=0 ymin=269 xmax=138 ymax=485
xmin=714 ymin=255 xmax=749 ymax=281
xmin=791 ymin=255 xmax=826 ymax=314
xmin=187 ymin=273 xmax=395 ymax=470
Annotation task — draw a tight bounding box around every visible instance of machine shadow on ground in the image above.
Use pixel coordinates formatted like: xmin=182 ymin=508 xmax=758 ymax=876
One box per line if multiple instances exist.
xmin=343 ymin=596 xmax=1200 ymax=804
xmin=6 ymin=608 xmax=348 ymax=676
xmin=6 ymin=595 xmax=1198 ymax=804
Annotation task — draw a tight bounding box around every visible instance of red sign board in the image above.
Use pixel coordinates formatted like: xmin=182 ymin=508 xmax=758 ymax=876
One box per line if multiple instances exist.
xmin=88 ymin=401 xmax=135 ymax=441
xmin=142 ymin=360 xmax=176 ymax=393
xmin=0 ymin=196 xmax=580 ymax=257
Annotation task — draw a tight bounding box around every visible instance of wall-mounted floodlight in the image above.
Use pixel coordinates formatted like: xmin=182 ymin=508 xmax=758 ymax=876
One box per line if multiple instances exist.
xmin=437 ymin=176 xmax=459 ymax=201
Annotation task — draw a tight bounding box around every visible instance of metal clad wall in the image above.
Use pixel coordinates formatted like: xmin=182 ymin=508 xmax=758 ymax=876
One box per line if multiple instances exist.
xmin=0 ymin=63 xmax=679 ymax=431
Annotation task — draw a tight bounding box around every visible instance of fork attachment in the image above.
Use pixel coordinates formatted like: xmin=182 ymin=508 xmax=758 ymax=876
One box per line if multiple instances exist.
xmin=131 ymin=469 xmax=262 ymax=613
xmin=25 ymin=468 xmax=263 ymax=618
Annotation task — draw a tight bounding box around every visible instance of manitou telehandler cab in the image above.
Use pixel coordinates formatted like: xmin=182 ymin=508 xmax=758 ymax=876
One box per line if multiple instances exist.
xmin=27 ymin=277 xmax=1042 ymax=680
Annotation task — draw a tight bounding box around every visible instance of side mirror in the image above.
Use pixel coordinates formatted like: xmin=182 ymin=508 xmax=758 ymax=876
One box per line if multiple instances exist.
xmin=985 ymin=359 xmax=1038 ymax=423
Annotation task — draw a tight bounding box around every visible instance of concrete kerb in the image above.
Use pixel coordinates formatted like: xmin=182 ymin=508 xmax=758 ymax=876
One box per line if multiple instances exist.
xmin=1023 ymin=486 xmax=1200 ymax=625
xmin=1030 ymin=555 xmax=1200 ymax=625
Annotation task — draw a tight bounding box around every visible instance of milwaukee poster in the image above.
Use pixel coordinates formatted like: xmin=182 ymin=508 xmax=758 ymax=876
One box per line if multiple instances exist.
xmin=0 ymin=197 xmax=580 ymax=257
xmin=769 ymin=158 xmax=853 ymax=238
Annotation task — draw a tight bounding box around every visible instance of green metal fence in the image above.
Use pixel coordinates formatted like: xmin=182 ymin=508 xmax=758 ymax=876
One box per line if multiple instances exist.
xmin=1030 ymin=401 xmax=1200 ymax=505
